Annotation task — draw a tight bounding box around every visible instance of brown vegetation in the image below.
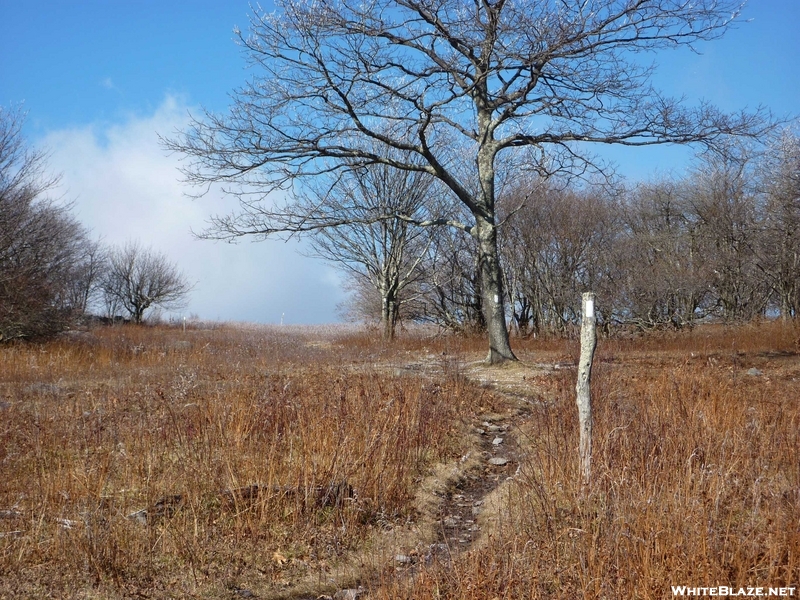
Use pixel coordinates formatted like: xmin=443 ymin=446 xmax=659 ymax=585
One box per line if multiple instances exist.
xmin=379 ymin=322 xmax=800 ymax=598
xmin=1 ymin=322 xmax=798 ymax=598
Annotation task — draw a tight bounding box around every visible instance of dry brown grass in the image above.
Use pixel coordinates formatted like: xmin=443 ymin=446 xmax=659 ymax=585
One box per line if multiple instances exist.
xmin=1 ymin=321 xmax=798 ymax=598
xmin=374 ymin=321 xmax=800 ymax=599
xmin=0 ymin=324 xmax=495 ymax=598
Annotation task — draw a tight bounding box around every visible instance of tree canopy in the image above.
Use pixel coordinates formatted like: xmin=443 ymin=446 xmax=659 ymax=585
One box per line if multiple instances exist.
xmin=168 ymin=0 xmax=768 ymax=362
xmin=0 ymin=107 xmax=101 ymax=340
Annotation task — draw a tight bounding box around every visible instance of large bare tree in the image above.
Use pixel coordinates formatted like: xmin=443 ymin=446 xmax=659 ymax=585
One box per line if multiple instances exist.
xmin=168 ymin=0 xmax=766 ymax=363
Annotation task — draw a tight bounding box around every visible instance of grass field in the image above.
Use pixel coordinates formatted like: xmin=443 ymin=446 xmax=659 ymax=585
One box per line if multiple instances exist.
xmin=1 ymin=322 xmax=798 ymax=598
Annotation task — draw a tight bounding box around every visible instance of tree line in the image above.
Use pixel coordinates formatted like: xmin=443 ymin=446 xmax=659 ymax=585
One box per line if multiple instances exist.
xmin=0 ymin=107 xmax=191 ymax=341
xmin=319 ymin=130 xmax=800 ymax=338
xmin=7 ymin=1 xmax=786 ymax=354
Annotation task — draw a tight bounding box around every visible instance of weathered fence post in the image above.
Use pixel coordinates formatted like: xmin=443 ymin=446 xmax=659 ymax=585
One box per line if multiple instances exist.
xmin=576 ymin=292 xmax=597 ymax=488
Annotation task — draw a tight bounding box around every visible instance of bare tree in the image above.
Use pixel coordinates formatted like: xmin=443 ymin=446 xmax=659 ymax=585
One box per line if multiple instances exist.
xmin=417 ymin=218 xmax=486 ymax=332
xmin=501 ymin=184 xmax=617 ymax=336
xmin=611 ymin=180 xmax=712 ymax=329
xmin=100 ymin=242 xmax=192 ymax=324
xmin=167 ymin=0 xmax=767 ymax=362
xmin=757 ymin=128 xmax=800 ymax=319
xmin=0 ymin=106 xmax=99 ymax=340
xmin=306 ymin=163 xmax=438 ymax=340
xmin=686 ymin=150 xmax=767 ymax=321
xmin=64 ymin=238 xmax=107 ymax=317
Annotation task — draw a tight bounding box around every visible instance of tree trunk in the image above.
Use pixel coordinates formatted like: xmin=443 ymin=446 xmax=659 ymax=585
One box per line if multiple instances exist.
xmin=474 ymin=216 xmax=517 ymax=364
xmin=381 ymin=294 xmax=398 ymax=341
xmin=133 ymin=305 xmax=145 ymax=324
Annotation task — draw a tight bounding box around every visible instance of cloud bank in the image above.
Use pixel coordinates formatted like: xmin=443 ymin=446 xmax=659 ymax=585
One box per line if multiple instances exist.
xmin=41 ymin=96 xmax=345 ymax=325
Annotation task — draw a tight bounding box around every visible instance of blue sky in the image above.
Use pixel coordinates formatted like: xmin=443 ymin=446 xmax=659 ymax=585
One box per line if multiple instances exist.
xmin=1 ymin=1 xmax=798 ymax=324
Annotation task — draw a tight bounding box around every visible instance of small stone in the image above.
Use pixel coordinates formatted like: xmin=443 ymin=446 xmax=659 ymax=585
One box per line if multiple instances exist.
xmin=127 ymin=509 xmax=148 ymax=525
xmin=746 ymin=367 xmax=763 ymax=377
xmin=430 ymin=543 xmax=449 ymax=555
xmin=395 ymin=554 xmax=412 ymax=565
xmin=443 ymin=515 xmax=460 ymax=528
xmin=55 ymin=518 xmax=79 ymax=530
xmin=333 ymin=589 xmax=365 ymax=600
xmin=492 ymin=437 xmax=504 ymax=446
xmin=489 ymin=457 xmax=509 ymax=466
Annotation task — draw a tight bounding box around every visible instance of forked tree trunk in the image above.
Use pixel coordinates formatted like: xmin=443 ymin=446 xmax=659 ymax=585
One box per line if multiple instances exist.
xmin=132 ymin=303 xmax=148 ymax=324
xmin=474 ymin=216 xmax=517 ymax=364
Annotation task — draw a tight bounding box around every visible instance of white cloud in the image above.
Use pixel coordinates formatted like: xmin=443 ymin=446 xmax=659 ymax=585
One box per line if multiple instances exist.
xmin=41 ymin=95 xmax=345 ymax=324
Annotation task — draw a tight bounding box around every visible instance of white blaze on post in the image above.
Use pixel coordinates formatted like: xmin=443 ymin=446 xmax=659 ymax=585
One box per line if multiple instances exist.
xmin=585 ymin=297 xmax=594 ymax=319
xmin=493 ymin=294 xmax=499 ymax=304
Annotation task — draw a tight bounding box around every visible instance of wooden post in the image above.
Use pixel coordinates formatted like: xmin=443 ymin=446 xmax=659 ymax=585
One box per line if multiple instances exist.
xmin=576 ymin=292 xmax=597 ymax=488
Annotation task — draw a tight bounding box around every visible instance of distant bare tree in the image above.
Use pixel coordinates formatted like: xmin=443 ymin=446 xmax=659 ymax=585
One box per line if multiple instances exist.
xmin=100 ymin=242 xmax=192 ymax=324
xmin=0 ymin=106 xmax=99 ymax=340
xmin=757 ymin=128 xmax=800 ymax=319
xmin=686 ymin=150 xmax=767 ymax=321
xmin=167 ymin=0 xmax=766 ymax=363
xmin=64 ymin=238 xmax=107 ymax=316
xmin=502 ymin=185 xmax=617 ymax=336
xmin=417 ymin=219 xmax=486 ymax=333
xmin=306 ymin=162 xmax=438 ymax=340
xmin=612 ymin=180 xmax=712 ymax=329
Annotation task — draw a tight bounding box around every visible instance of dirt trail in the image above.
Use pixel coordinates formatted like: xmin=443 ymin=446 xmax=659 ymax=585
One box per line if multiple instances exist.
xmin=291 ymin=354 xmax=566 ymax=600
xmin=388 ymin=356 xmax=563 ymax=566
